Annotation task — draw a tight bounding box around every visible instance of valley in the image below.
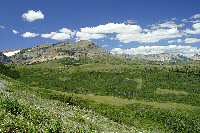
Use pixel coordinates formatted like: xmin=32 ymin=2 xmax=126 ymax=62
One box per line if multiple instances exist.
xmin=0 ymin=41 xmax=200 ymax=132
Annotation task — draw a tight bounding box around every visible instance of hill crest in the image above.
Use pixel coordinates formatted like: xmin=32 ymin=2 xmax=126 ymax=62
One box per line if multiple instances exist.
xmin=0 ymin=40 xmax=109 ymax=65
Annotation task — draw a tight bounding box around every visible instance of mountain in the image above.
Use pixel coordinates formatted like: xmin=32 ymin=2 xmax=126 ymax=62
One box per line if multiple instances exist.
xmin=1 ymin=40 xmax=199 ymax=65
xmin=0 ymin=40 xmax=109 ymax=65
xmin=191 ymin=54 xmax=200 ymax=61
xmin=116 ymin=53 xmax=194 ymax=62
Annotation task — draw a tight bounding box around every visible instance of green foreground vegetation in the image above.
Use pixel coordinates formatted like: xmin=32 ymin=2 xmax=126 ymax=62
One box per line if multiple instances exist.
xmin=0 ymin=55 xmax=200 ymax=132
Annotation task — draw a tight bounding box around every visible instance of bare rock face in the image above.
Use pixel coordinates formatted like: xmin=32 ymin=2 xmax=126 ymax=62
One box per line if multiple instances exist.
xmin=1 ymin=40 xmax=109 ymax=65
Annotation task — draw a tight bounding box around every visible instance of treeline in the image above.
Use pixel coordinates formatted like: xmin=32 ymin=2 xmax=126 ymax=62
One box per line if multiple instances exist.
xmin=17 ymin=66 xmax=200 ymax=106
xmin=0 ymin=63 xmax=20 ymax=79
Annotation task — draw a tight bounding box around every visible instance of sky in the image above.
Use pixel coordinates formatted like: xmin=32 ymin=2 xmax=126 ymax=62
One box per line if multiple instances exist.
xmin=0 ymin=0 xmax=200 ymax=57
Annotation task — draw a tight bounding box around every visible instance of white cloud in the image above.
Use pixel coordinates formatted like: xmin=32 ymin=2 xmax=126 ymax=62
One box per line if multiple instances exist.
xmin=102 ymin=45 xmax=107 ymax=47
xmin=76 ymin=23 xmax=183 ymax=43
xmin=110 ymin=36 xmax=117 ymax=40
xmin=111 ymin=45 xmax=200 ymax=58
xmin=21 ymin=32 xmax=39 ymax=37
xmin=190 ymin=20 xmax=200 ymax=23
xmin=183 ymin=23 xmax=200 ymax=34
xmin=177 ymin=39 xmax=183 ymax=43
xmin=190 ymin=14 xmax=200 ymax=19
xmin=12 ymin=30 xmax=19 ymax=34
xmin=59 ymin=28 xmax=76 ymax=37
xmin=119 ymin=45 xmax=122 ymax=47
xmin=3 ymin=50 xmax=20 ymax=57
xmin=192 ymin=23 xmax=200 ymax=30
xmin=41 ymin=32 xmax=56 ymax=38
xmin=181 ymin=19 xmax=188 ymax=22
xmin=168 ymin=40 xmax=176 ymax=43
xmin=185 ymin=38 xmax=200 ymax=43
xmin=76 ymin=31 xmax=106 ymax=41
xmin=79 ymin=23 xmax=142 ymax=34
xmin=151 ymin=24 xmax=160 ymax=29
xmin=51 ymin=33 xmax=71 ymax=40
xmin=158 ymin=21 xmax=185 ymax=28
xmin=124 ymin=20 xmax=137 ymax=24
xmin=22 ymin=10 xmax=44 ymax=22
xmin=116 ymin=28 xmax=182 ymax=43
xmin=183 ymin=28 xmax=198 ymax=34
xmin=1 ymin=26 xmax=5 ymax=28
xmin=143 ymin=29 xmax=151 ymax=32
xmin=41 ymin=28 xmax=75 ymax=40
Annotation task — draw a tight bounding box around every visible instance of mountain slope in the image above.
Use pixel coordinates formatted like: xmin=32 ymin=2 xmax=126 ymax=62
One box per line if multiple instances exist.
xmin=1 ymin=40 xmax=110 ymax=65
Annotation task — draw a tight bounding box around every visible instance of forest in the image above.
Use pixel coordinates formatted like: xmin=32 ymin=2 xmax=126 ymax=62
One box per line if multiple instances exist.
xmin=0 ymin=55 xmax=200 ymax=132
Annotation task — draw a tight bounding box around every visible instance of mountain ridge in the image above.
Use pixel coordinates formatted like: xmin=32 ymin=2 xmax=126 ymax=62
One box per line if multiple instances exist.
xmin=0 ymin=40 xmax=110 ymax=65
xmin=1 ymin=40 xmax=200 ymax=65
xmin=116 ymin=52 xmax=200 ymax=62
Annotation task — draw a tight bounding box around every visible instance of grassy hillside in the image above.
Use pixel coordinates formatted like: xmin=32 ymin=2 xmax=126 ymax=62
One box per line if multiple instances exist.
xmin=2 ymin=55 xmax=200 ymax=132
xmin=0 ymin=74 xmax=147 ymax=132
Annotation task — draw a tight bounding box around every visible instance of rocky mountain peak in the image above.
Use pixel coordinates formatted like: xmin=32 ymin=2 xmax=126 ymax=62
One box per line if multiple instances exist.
xmin=0 ymin=40 xmax=109 ymax=65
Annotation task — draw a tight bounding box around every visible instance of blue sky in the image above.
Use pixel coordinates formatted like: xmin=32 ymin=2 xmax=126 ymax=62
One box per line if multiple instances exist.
xmin=0 ymin=0 xmax=200 ymax=57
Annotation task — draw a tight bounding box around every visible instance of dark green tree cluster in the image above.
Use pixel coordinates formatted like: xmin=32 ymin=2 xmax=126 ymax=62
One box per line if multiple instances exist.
xmin=0 ymin=63 xmax=20 ymax=79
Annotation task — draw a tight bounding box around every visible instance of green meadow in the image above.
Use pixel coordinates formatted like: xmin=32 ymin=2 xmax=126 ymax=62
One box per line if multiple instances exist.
xmin=0 ymin=55 xmax=200 ymax=132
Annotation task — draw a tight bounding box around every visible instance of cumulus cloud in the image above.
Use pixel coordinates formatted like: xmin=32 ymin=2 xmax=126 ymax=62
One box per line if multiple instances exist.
xmin=151 ymin=21 xmax=185 ymax=29
xmin=116 ymin=28 xmax=182 ymax=43
xmin=119 ymin=45 xmax=122 ymax=47
xmin=1 ymin=26 xmax=5 ymax=28
xmin=21 ymin=32 xmax=39 ymax=37
xmin=192 ymin=23 xmax=200 ymax=31
xmin=124 ymin=20 xmax=137 ymax=24
xmin=183 ymin=23 xmax=200 ymax=34
xmin=59 ymin=28 xmax=76 ymax=37
xmin=102 ymin=45 xmax=108 ymax=47
xmin=51 ymin=33 xmax=71 ymax=40
xmin=22 ymin=10 xmax=44 ymax=22
xmin=76 ymin=31 xmax=106 ymax=41
xmin=41 ymin=32 xmax=56 ymax=38
xmin=110 ymin=36 xmax=117 ymax=40
xmin=177 ymin=39 xmax=183 ymax=43
xmin=190 ymin=14 xmax=200 ymax=19
xmin=76 ymin=23 xmax=174 ymax=42
xmin=151 ymin=24 xmax=160 ymax=29
xmin=181 ymin=19 xmax=188 ymax=22
xmin=168 ymin=40 xmax=176 ymax=43
xmin=12 ymin=30 xmax=19 ymax=34
xmin=41 ymin=28 xmax=76 ymax=40
xmin=111 ymin=45 xmax=200 ymax=58
xmin=185 ymin=38 xmax=200 ymax=43
xmin=158 ymin=21 xmax=185 ymax=28
xmin=143 ymin=29 xmax=151 ymax=32
xmin=190 ymin=20 xmax=200 ymax=23
xmin=79 ymin=23 xmax=142 ymax=34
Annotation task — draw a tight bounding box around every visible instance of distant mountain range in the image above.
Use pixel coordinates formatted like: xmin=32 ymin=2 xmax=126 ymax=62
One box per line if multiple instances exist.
xmin=116 ymin=53 xmax=200 ymax=62
xmin=0 ymin=40 xmax=199 ymax=65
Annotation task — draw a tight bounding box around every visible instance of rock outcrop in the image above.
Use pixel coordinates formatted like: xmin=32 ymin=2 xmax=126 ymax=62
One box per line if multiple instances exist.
xmin=1 ymin=40 xmax=109 ymax=65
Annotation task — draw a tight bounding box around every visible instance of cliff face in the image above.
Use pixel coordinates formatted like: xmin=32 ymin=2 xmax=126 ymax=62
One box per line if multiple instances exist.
xmin=1 ymin=40 xmax=109 ymax=65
